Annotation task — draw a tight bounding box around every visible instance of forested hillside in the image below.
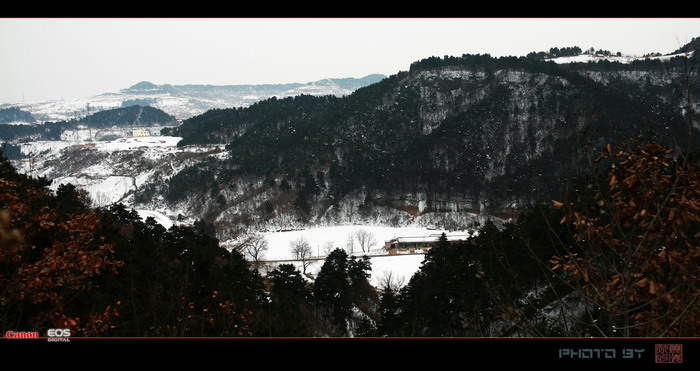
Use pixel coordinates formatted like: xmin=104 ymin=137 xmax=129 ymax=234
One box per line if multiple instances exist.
xmin=0 ymin=105 xmax=177 ymax=154
xmin=0 ymin=107 xmax=36 ymax=124
xmin=154 ymin=45 xmax=699 ymax=236
xmin=3 ymin=137 xmax=697 ymax=337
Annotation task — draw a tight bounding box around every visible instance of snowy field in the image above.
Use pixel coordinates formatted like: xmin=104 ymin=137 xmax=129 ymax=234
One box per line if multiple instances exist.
xmin=93 ymin=136 xmax=182 ymax=151
xmin=13 ymin=135 xmax=476 ymax=289
xmin=244 ymin=225 xmax=475 ymax=288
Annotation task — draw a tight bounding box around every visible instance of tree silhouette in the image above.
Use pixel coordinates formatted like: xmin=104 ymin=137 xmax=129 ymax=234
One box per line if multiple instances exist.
xmin=312 ymin=248 xmax=352 ymax=335
xmin=267 ymin=264 xmax=312 ymax=336
xmin=290 ymin=236 xmax=313 ymax=274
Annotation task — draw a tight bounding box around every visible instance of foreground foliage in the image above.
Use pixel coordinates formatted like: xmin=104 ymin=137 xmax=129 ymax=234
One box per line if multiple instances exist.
xmin=0 ymin=151 xmax=262 ymax=336
xmin=552 ymin=142 xmax=700 ymax=336
xmin=2 ymin=140 xmax=697 ymax=337
xmin=374 ymin=141 xmax=698 ymax=337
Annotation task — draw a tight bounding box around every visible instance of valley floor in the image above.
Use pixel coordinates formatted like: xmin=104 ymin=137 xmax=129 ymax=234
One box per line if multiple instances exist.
xmin=234 ymin=224 xmax=474 ymax=288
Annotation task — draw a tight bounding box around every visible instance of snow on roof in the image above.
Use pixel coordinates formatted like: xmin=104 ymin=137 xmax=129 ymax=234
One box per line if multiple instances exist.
xmin=388 ymin=233 xmax=471 ymax=243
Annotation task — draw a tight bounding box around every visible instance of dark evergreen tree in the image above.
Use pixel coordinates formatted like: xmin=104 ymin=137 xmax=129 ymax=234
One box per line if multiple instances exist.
xmin=347 ymin=255 xmax=373 ymax=302
xmin=279 ymin=178 xmax=291 ymax=191
xmin=312 ymin=248 xmax=352 ymax=335
xmin=267 ymin=264 xmax=313 ymax=336
xmin=294 ymin=171 xmax=321 ymax=215
xmin=53 ymin=183 xmax=91 ymax=217
xmin=194 ymin=218 xmax=217 ymax=237
xmin=92 ymin=203 xmax=266 ymax=337
xmin=376 ymin=285 xmax=402 ymax=337
xmin=395 ymin=234 xmax=493 ymax=336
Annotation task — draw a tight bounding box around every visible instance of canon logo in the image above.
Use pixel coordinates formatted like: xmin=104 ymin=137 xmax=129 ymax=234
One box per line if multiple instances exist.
xmin=4 ymin=331 xmax=39 ymax=339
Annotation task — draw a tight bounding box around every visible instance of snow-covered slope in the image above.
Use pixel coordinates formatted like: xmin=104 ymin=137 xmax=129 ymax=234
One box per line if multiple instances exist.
xmin=12 ymin=135 xmax=221 ymax=228
xmin=547 ymin=50 xmax=693 ymax=64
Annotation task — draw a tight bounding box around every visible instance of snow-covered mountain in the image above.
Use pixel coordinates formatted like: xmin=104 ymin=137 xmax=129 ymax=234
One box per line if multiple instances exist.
xmin=7 ymin=43 xmax=699 ymax=243
xmin=0 ymin=74 xmax=387 ymax=122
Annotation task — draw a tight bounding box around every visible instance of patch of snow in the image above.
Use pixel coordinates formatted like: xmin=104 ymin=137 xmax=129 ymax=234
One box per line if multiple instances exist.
xmin=548 ymin=51 xmax=693 ymax=65
xmin=1 ymin=121 xmax=35 ymax=126
xmin=137 ymin=209 xmax=174 ymax=229
xmin=94 ymin=136 xmax=182 ymax=151
xmin=51 ymin=175 xmax=136 ymax=206
xmin=18 ymin=140 xmax=77 ymax=156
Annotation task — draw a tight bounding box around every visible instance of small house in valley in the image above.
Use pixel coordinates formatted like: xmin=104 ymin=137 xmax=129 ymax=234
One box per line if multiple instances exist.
xmin=384 ymin=233 xmax=471 ymax=255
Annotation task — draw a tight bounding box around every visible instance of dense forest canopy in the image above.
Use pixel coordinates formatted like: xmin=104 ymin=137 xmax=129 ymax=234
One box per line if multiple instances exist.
xmin=169 ymin=47 xmax=698 ymax=216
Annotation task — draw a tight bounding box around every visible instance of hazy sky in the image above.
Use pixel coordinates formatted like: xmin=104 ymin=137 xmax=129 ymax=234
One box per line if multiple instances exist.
xmin=1 ymin=18 xmax=698 ymax=104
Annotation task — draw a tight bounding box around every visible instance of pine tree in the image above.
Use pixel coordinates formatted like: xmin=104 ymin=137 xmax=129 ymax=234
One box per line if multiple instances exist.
xmin=376 ymin=286 xmax=401 ymax=336
xmin=267 ymin=264 xmax=312 ymax=336
xmin=312 ymin=248 xmax=352 ymax=335
xmin=394 ymin=233 xmax=494 ymax=336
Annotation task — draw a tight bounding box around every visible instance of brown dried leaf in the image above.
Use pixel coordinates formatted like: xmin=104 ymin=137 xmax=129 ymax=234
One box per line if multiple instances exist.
xmin=636 ymin=277 xmax=648 ymax=287
xmin=649 ymin=280 xmax=657 ymax=295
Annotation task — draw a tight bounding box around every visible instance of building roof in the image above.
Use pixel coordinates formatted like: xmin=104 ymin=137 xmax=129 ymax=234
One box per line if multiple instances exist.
xmin=386 ymin=234 xmax=472 ymax=244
